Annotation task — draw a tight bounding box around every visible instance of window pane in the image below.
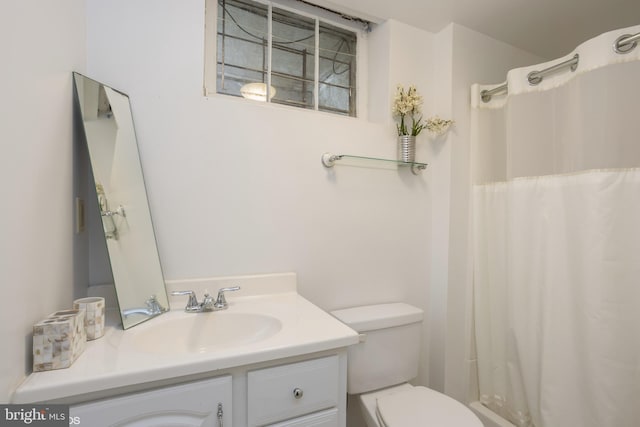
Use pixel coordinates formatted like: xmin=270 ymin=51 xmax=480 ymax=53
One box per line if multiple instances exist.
xmin=319 ymin=83 xmax=350 ymax=115
xmin=271 ymin=74 xmax=314 ymax=109
xmin=271 ymin=7 xmax=315 ymax=107
xmin=217 ymin=0 xmax=268 ymax=96
xmin=217 ymin=64 xmax=264 ymax=98
xmin=319 ymin=22 xmax=356 ymax=116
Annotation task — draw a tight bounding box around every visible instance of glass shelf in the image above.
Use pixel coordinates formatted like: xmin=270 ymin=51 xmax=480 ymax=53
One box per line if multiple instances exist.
xmin=321 ymin=152 xmax=427 ymax=175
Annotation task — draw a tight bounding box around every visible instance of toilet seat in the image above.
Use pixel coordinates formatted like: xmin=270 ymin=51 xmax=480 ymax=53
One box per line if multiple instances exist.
xmin=373 ymin=386 xmax=483 ymax=427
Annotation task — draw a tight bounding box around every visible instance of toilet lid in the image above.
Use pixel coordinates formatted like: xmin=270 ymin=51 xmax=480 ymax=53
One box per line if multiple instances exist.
xmin=375 ymin=386 xmax=483 ymax=427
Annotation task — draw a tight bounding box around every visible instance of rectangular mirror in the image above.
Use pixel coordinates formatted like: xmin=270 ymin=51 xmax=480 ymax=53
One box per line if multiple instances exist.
xmin=73 ymin=72 xmax=169 ymax=329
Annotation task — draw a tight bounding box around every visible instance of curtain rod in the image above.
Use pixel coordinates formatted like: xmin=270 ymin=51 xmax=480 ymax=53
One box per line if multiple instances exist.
xmin=481 ymin=30 xmax=640 ymax=103
xmin=480 ymin=82 xmax=508 ymax=103
xmin=481 ymin=54 xmax=579 ymax=103
xmin=614 ymin=31 xmax=640 ymax=53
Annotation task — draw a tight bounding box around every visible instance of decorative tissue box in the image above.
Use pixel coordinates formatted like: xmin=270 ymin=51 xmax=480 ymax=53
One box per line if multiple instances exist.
xmin=33 ymin=309 xmax=86 ymax=372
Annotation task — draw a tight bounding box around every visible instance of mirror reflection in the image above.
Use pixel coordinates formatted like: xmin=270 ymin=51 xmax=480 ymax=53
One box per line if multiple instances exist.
xmin=73 ymin=73 xmax=169 ymax=329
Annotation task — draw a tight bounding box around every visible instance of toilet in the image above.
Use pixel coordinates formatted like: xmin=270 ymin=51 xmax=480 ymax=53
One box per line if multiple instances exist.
xmin=331 ymin=303 xmax=483 ymax=427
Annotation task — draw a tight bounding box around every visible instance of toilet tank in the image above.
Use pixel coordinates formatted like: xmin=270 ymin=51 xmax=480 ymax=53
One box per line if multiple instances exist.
xmin=331 ymin=303 xmax=423 ymax=394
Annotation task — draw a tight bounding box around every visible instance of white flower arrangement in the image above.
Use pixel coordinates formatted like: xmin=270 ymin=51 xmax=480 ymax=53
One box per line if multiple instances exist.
xmin=392 ymin=84 xmax=454 ymax=137
xmin=425 ymin=116 xmax=454 ymax=136
xmin=392 ymin=85 xmax=424 ymax=136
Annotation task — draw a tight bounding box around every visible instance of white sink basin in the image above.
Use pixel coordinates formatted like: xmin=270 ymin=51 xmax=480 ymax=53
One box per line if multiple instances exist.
xmin=132 ymin=311 xmax=283 ymax=354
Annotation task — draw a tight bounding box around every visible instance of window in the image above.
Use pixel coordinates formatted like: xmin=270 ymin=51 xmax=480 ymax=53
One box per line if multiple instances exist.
xmin=211 ymin=0 xmax=360 ymax=117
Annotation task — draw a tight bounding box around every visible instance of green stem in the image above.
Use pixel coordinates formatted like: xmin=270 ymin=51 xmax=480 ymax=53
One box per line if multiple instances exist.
xmin=398 ymin=114 xmax=408 ymax=136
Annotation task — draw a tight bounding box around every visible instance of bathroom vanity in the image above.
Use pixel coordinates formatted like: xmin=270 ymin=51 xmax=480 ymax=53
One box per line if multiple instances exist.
xmin=12 ymin=273 xmax=358 ymax=426
xmin=69 ymin=353 xmax=344 ymax=426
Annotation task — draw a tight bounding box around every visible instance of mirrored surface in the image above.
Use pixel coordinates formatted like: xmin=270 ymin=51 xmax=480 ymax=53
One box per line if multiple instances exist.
xmin=73 ymin=73 xmax=168 ymax=329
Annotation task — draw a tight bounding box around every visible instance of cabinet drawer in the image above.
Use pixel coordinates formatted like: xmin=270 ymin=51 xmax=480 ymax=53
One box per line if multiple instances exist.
xmin=248 ymin=356 xmax=339 ymax=426
xmin=268 ymin=408 xmax=338 ymax=427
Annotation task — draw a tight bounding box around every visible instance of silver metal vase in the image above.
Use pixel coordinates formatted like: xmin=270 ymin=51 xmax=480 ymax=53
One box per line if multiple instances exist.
xmin=397 ymin=135 xmax=416 ymax=163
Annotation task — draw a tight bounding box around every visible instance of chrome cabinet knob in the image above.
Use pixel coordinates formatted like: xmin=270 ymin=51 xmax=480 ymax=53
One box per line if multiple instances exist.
xmin=293 ymin=388 xmax=304 ymax=399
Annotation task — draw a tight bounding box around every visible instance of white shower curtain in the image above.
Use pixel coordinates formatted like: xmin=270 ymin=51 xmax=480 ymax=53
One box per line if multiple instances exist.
xmin=471 ymin=25 xmax=640 ymax=427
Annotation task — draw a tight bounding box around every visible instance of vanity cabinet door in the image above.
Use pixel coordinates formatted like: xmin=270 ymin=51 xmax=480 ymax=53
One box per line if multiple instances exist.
xmin=70 ymin=375 xmax=232 ymax=427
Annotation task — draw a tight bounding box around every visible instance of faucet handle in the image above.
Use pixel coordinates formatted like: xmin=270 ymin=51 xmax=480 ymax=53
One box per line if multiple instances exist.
xmin=201 ymin=293 xmax=215 ymax=310
xmin=214 ymin=286 xmax=241 ymax=310
xmin=171 ymin=290 xmax=200 ymax=312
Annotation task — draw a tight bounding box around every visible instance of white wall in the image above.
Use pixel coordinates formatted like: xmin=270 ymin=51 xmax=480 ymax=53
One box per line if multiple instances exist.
xmin=84 ymin=0 xmax=551 ymax=408
xmin=427 ymin=24 xmax=455 ymax=392
xmin=379 ymin=18 xmax=436 ymax=394
xmin=86 ymin=0 xmax=436 ymax=372
xmin=0 ymin=0 xmax=86 ymax=402
xmin=86 ymin=8 xmax=437 ymax=421
xmin=0 ymin=0 xmax=547 ymax=409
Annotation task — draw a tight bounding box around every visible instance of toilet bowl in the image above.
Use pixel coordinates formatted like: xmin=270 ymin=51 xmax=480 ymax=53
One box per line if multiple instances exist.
xmin=331 ymin=303 xmax=483 ymax=427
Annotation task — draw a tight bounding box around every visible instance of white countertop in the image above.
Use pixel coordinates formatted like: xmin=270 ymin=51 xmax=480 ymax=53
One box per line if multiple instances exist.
xmin=12 ymin=284 xmax=358 ymax=404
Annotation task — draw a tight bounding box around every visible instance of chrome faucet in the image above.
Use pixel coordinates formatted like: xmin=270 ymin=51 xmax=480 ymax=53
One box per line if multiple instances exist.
xmin=171 ymin=286 xmax=240 ymax=313
xmin=122 ymin=295 xmax=167 ymax=318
